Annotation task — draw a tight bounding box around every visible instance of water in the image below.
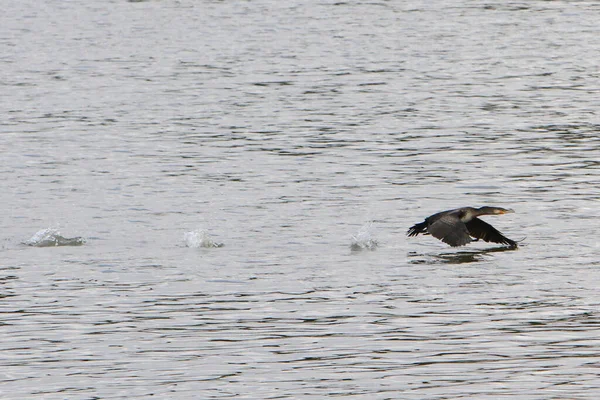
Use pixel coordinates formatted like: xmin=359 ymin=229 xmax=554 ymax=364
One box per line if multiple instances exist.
xmin=2 ymin=0 xmax=600 ymax=398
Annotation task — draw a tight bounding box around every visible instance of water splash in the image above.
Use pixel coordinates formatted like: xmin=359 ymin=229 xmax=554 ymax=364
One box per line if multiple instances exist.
xmin=24 ymin=228 xmax=86 ymax=247
xmin=184 ymin=229 xmax=224 ymax=248
xmin=350 ymin=222 xmax=378 ymax=251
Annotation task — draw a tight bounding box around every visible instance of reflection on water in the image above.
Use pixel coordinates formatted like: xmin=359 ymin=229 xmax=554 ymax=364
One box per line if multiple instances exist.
xmin=2 ymin=0 xmax=600 ymax=399
xmin=408 ymin=245 xmax=518 ymax=265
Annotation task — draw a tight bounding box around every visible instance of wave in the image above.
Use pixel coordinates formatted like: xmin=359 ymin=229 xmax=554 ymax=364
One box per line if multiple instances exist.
xmin=350 ymin=222 xmax=378 ymax=251
xmin=184 ymin=229 xmax=224 ymax=248
xmin=24 ymin=228 xmax=86 ymax=247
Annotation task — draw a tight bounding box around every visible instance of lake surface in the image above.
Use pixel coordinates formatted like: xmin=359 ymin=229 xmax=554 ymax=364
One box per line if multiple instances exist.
xmin=2 ymin=1 xmax=600 ymax=398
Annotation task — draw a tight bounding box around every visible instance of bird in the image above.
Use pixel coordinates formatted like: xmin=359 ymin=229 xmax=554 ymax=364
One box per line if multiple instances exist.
xmin=407 ymin=206 xmax=517 ymax=248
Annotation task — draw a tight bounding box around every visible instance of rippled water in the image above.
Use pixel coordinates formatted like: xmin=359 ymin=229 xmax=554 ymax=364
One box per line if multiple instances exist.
xmin=2 ymin=1 xmax=600 ymax=398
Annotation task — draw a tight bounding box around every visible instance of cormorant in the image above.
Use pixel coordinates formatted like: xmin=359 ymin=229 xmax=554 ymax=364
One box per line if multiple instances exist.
xmin=407 ymin=206 xmax=517 ymax=248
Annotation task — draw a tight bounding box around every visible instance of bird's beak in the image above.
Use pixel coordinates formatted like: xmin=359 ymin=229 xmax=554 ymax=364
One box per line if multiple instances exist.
xmin=501 ymin=209 xmax=515 ymax=214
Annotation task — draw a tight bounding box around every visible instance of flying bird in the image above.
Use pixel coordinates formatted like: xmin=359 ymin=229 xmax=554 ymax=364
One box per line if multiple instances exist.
xmin=407 ymin=206 xmax=517 ymax=248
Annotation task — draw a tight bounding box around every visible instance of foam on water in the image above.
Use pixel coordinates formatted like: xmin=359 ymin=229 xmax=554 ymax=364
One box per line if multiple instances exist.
xmin=184 ymin=229 xmax=224 ymax=248
xmin=24 ymin=228 xmax=86 ymax=247
xmin=350 ymin=222 xmax=378 ymax=251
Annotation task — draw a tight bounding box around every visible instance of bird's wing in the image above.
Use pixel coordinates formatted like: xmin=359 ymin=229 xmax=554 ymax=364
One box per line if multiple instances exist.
xmin=428 ymin=214 xmax=472 ymax=247
xmin=465 ymin=218 xmax=517 ymax=247
xmin=407 ymin=221 xmax=428 ymax=237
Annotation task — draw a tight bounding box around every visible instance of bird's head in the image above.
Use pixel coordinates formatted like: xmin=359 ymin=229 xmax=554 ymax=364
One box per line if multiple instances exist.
xmin=477 ymin=206 xmax=515 ymax=215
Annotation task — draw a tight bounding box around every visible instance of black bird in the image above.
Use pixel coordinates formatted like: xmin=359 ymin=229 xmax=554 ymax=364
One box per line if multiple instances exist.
xmin=407 ymin=206 xmax=517 ymax=248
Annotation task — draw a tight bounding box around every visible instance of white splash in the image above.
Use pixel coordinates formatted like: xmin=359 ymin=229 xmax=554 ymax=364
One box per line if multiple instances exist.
xmin=350 ymin=222 xmax=378 ymax=251
xmin=184 ymin=229 xmax=224 ymax=248
xmin=25 ymin=228 xmax=86 ymax=247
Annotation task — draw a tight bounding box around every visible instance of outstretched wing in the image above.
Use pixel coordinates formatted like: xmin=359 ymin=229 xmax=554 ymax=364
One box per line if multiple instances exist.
xmin=466 ymin=218 xmax=517 ymax=247
xmin=428 ymin=214 xmax=472 ymax=247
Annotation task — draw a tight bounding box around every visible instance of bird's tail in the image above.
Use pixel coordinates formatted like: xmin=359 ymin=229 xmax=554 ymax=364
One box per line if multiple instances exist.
xmin=407 ymin=221 xmax=428 ymax=237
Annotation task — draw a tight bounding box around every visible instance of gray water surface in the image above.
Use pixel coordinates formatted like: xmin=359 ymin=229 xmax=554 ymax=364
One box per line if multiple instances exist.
xmin=2 ymin=1 xmax=600 ymax=399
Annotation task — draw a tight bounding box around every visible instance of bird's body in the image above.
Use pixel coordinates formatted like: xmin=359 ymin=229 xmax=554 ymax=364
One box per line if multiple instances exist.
xmin=407 ymin=206 xmax=517 ymax=248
